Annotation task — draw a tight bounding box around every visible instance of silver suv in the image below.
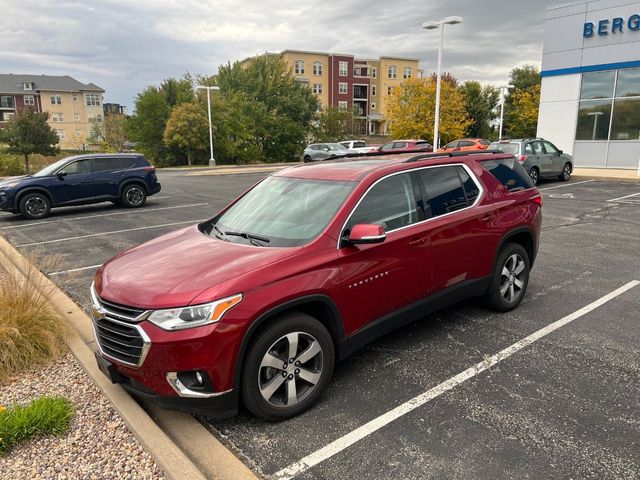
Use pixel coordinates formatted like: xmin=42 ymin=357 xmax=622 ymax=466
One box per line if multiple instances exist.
xmin=303 ymin=143 xmax=348 ymax=162
xmin=490 ymin=138 xmax=573 ymax=185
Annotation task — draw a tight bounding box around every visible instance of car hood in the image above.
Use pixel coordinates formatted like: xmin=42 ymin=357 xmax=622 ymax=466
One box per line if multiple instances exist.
xmin=95 ymin=225 xmax=298 ymax=309
xmin=0 ymin=175 xmax=29 ymax=187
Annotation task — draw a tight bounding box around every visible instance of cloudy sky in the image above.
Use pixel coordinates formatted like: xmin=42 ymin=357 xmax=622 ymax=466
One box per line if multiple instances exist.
xmin=1 ymin=0 xmax=562 ymax=110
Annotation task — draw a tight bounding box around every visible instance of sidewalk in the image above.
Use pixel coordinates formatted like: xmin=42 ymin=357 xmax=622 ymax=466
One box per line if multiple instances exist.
xmin=572 ymin=167 xmax=640 ymax=182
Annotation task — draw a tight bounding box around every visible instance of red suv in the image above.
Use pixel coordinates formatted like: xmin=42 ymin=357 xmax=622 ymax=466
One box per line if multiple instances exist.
xmin=92 ymin=151 xmax=542 ymax=420
xmin=378 ymin=139 xmax=433 ymax=153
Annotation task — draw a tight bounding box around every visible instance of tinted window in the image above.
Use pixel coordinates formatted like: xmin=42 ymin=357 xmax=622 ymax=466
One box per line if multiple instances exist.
xmin=524 ymin=143 xmax=534 ymax=154
xmin=532 ymin=141 xmax=545 ymax=154
xmin=380 ymin=143 xmax=394 ymax=151
xmin=443 ymin=141 xmax=458 ymax=149
xmin=353 ymin=141 xmax=366 ymax=148
xmin=482 ymin=158 xmax=533 ymax=192
xmin=348 ymin=173 xmax=419 ymax=231
xmin=417 ymin=166 xmax=468 ymax=217
xmin=490 ymin=142 xmax=519 ymax=155
xmin=60 ymin=159 xmax=91 ymax=175
xmin=610 ymin=97 xmax=640 ymax=140
xmin=615 ymin=68 xmax=640 ymax=97
xmin=575 ymin=99 xmax=612 ymax=140
xmin=394 ymin=142 xmax=408 ymax=149
xmin=480 ymin=139 xmax=491 ymax=146
xmin=458 ymin=168 xmax=480 ymax=205
xmin=459 ymin=140 xmax=475 ymax=147
xmin=339 ymin=142 xmax=349 ymax=148
xmin=94 ymin=157 xmax=135 ymax=172
xmin=580 ymin=71 xmax=615 ymax=99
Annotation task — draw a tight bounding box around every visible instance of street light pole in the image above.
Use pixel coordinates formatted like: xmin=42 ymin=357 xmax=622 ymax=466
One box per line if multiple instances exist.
xmin=422 ymin=16 xmax=462 ymax=151
xmin=196 ymin=85 xmax=220 ymax=166
xmin=498 ymin=84 xmax=514 ymax=140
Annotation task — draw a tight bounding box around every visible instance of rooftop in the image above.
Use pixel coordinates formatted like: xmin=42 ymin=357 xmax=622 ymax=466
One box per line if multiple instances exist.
xmin=0 ymin=74 xmax=104 ymax=94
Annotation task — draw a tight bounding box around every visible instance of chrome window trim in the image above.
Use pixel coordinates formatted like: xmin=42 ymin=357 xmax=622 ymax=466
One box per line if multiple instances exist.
xmin=336 ymin=163 xmax=484 ymax=249
xmin=166 ymin=372 xmax=233 ymax=399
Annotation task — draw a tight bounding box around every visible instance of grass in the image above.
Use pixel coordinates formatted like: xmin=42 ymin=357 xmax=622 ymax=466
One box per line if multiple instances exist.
xmin=0 ymin=396 xmax=74 ymax=455
xmin=0 ymin=260 xmax=69 ymax=384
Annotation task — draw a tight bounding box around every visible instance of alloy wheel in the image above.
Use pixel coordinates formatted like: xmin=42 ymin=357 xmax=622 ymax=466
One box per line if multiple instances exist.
xmin=25 ymin=196 xmax=47 ymax=217
xmin=126 ymin=187 xmax=144 ymax=206
xmin=562 ymin=165 xmax=571 ymax=181
xmin=529 ymin=168 xmax=539 ymax=185
xmin=499 ymin=253 xmax=526 ymax=303
xmin=258 ymin=331 xmax=323 ymax=408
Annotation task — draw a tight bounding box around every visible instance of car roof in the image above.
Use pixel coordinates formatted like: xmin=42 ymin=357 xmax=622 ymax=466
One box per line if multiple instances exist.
xmin=275 ymin=151 xmax=513 ymax=182
xmin=58 ymin=153 xmax=142 ymax=162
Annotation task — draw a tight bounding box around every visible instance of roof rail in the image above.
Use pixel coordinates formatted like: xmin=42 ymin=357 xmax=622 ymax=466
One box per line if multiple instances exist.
xmin=403 ymin=149 xmax=509 ymax=163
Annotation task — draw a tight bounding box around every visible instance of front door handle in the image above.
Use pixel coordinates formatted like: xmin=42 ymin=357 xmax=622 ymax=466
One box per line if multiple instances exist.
xmin=409 ymin=237 xmax=426 ymax=246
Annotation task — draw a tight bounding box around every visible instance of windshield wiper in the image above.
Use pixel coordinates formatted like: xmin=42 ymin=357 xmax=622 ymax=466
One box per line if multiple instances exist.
xmin=210 ymin=223 xmax=227 ymax=240
xmin=224 ymin=230 xmax=271 ymax=246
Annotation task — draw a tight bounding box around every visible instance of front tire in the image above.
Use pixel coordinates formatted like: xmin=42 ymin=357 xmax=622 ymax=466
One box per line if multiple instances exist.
xmin=558 ymin=162 xmax=571 ymax=182
xmin=529 ymin=167 xmax=539 ymax=186
xmin=241 ymin=312 xmax=335 ymax=421
xmin=303 ymin=155 xmax=312 ymax=163
xmin=18 ymin=192 xmax=51 ymax=219
xmin=486 ymin=243 xmax=530 ymax=312
xmin=121 ymin=184 xmax=146 ymax=208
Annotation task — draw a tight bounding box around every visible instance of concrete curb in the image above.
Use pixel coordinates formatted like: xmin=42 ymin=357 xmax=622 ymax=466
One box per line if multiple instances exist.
xmin=572 ymin=175 xmax=640 ymax=183
xmin=0 ymin=236 xmax=259 ymax=480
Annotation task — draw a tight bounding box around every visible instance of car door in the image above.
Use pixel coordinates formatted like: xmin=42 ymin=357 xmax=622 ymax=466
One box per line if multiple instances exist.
xmin=442 ymin=141 xmax=459 ymax=152
xmin=532 ymin=141 xmax=552 ymax=175
xmin=458 ymin=140 xmax=476 ymax=151
xmin=414 ymin=165 xmax=492 ymax=295
xmin=92 ymin=157 xmax=134 ymax=199
xmin=335 ymin=171 xmax=430 ymax=335
xmin=542 ymin=141 xmax=562 ymax=174
xmin=48 ymin=158 xmax=94 ymax=205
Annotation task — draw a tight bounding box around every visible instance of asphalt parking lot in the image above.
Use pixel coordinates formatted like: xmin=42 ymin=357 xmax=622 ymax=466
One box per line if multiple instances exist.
xmin=1 ymin=171 xmax=639 ymax=480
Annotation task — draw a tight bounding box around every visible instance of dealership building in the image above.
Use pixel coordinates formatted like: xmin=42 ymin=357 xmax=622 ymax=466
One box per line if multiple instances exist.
xmin=537 ymin=0 xmax=640 ymax=169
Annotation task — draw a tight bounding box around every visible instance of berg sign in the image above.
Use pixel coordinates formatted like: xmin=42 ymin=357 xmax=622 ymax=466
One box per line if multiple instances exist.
xmin=584 ymin=14 xmax=640 ymax=37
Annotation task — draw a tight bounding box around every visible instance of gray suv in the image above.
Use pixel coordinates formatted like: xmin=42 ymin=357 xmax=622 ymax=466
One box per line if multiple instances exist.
xmin=303 ymin=143 xmax=349 ymax=162
xmin=490 ymin=138 xmax=573 ymax=185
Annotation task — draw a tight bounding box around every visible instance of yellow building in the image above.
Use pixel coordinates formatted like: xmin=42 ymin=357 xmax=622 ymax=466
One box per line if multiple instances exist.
xmin=0 ymin=74 xmax=105 ymax=149
xmin=240 ymin=50 xmax=420 ymax=135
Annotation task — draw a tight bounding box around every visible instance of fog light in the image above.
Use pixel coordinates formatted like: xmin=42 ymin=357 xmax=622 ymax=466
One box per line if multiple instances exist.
xmin=195 ymin=371 xmax=204 ymax=386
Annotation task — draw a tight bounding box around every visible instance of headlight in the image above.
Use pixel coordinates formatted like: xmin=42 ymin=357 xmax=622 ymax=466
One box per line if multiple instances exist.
xmin=147 ymin=293 xmax=243 ymax=331
xmin=1 ymin=181 xmax=21 ymax=189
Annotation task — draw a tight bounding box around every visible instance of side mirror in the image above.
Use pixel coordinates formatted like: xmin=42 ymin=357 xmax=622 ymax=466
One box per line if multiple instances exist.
xmin=57 ymin=171 xmax=67 ymax=178
xmin=345 ymin=224 xmax=386 ymax=245
xmin=557 ymin=150 xmax=563 ymax=155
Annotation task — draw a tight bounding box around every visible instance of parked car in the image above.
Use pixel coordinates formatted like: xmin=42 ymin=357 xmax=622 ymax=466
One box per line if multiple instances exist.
xmin=92 ymin=151 xmax=541 ymax=421
xmin=439 ymin=138 xmax=492 ymax=153
xmin=378 ymin=139 xmax=433 ymax=153
xmin=489 ymin=138 xmax=573 ymax=185
xmin=339 ymin=140 xmax=378 ymax=154
xmin=0 ymin=153 xmax=160 ymax=219
xmin=303 ymin=143 xmax=349 ymax=162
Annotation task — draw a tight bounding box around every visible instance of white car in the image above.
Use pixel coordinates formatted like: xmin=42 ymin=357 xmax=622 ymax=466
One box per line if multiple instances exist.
xmin=339 ymin=140 xmax=378 ymax=154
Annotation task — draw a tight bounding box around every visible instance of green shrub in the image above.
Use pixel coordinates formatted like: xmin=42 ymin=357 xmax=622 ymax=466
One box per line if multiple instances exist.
xmin=0 ymin=153 xmax=25 ymax=176
xmin=0 ymin=396 xmax=74 ymax=455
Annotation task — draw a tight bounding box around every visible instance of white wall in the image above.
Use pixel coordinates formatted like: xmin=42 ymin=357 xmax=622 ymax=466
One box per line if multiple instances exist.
xmin=536 ymin=74 xmax=581 ymax=155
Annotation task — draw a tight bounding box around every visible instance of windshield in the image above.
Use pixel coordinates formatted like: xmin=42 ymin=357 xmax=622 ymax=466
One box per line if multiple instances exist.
xmin=490 ymin=142 xmax=519 ymax=155
xmin=33 ymin=157 xmax=73 ymax=177
xmin=213 ymin=176 xmax=355 ymax=247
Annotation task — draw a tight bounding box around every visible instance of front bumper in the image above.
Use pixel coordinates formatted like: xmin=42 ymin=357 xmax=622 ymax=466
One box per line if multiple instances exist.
xmin=0 ymin=190 xmax=17 ymax=212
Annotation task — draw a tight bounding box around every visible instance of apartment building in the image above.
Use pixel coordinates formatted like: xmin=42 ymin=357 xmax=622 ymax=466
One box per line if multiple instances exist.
xmin=240 ymin=50 xmax=420 ymax=135
xmin=0 ymin=74 xmax=105 ymax=149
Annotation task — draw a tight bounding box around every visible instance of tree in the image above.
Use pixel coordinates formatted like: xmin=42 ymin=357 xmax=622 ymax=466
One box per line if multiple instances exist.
xmin=160 ymin=75 xmax=195 ymax=107
xmin=126 ymin=87 xmax=170 ymax=163
xmin=386 ymin=77 xmax=471 ymax=145
xmin=216 ymin=56 xmax=319 ymax=162
xmin=0 ymin=110 xmax=59 ymax=173
xmin=504 ymin=65 xmax=541 ymax=137
xmin=459 ymin=81 xmax=500 ymax=139
xmin=313 ymin=106 xmax=356 ymax=142
xmin=100 ymin=114 xmax=129 ymax=152
xmin=163 ymin=103 xmax=209 ymax=165
xmin=507 ymin=84 xmax=541 ymax=138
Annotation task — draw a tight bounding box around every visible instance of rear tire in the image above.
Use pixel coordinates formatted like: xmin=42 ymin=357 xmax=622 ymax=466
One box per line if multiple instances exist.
xmin=529 ymin=167 xmax=539 ymax=186
xmin=486 ymin=243 xmax=530 ymax=312
xmin=18 ymin=192 xmax=51 ymax=219
xmin=241 ymin=312 xmax=334 ymax=421
xmin=303 ymin=156 xmax=312 ymax=163
xmin=558 ymin=162 xmax=571 ymax=182
xmin=121 ymin=184 xmax=146 ymax=208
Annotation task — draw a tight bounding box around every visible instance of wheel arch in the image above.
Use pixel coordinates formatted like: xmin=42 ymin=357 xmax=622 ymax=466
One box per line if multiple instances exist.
xmin=495 ymin=227 xmax=536 ymax=269
xmin=15 ymin=187 xmax=54 ymax=207
xmin=232 ymin=295 xmax=345 ymax=390
xmin=119 ymin=179 xmax=148 ymax=196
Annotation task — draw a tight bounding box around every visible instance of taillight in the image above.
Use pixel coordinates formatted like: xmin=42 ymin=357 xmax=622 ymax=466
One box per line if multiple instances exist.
xmin=478 ymin=144 xmax=488 ymax=149
xmin=517 ymin=154 xmax=527 ymax=163
xmin=143 ymin=165 xmax=156 ymax=172
xmin=530 ymin=194 xmax=543 ymax=206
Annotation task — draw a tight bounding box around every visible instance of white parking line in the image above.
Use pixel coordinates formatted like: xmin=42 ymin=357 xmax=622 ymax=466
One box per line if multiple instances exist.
xmin=0 ymin=203 xmax=208 ymax=229
xmin=16 ymin=220 xmax=202 ymax=247
xmin=274 ymin=280 xmax=640 ymax=480
xmin=539 ymin=180 xmax=595 ymax=191
xmin=48 ymin=264 xmax=103 ymax=276
xmin=607 ymin=192 xmax=640 ymax=203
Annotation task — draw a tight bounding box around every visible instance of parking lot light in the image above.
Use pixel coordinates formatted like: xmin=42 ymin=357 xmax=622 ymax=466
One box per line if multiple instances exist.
xmin=422 ymin=16 xmax=463 ymax=150
xmin=196 ymin=85 xmax=220 ymax=166
xmin=498 ymin=84 xmax=514 ymax=140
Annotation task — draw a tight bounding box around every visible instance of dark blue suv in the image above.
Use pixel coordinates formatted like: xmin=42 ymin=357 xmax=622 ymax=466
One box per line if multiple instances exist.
xmin=0 ymin=153 xmax=161 ymax=219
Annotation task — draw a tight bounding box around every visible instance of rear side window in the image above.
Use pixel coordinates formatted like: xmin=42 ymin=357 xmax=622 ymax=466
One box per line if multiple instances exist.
xmin=353 ymin=141 xmax=366 ymax=148
xmin=482 ymin=158 xmax=533 ymax=192
xmin=94 ymin=157 xmax=136 ymax=172
xmin=348 ymin=173 xmax=419 ymax=232
xmin=458 ymin=168 xmax=480 ymax=204
xmin=417 ymin=166 xmax=469 ymax=217
xmin=480 ymin=139 xmax=491 ymax=146
xmin=490 ymin=142 xmax=520 ymax=155
xmin=459 ymin=140 xmax=475 ymax=147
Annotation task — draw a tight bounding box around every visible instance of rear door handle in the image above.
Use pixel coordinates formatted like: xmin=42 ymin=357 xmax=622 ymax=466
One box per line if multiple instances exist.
xmin=481 ymin=213 xmax=496 ymax=222
xmin=409 ymin=237 xmax=426 ymax=246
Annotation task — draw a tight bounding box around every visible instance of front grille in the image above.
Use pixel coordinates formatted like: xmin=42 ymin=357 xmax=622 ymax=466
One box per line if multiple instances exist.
xmin=95 ymin=317 xmax=145 ymax=365
xmin=91 ymin=285 xmax=150 ymax=367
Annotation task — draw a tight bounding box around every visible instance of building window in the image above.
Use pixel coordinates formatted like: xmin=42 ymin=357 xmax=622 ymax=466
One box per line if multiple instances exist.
xmin=312 ymin=84 xmax=323 ymax=94
xmin=372 ymin=85 xmax=376 ymax=96
xmin=403 ymin=67 xmax=412 ymax=79
xmin=313 ymin=62 xmax=323 ymax=76
xmin=387 ymin=86 xmax=393 ymax=95
xmin=576 ymin=67 xmax=640 ymax=141
xmin=338 ymin=82 xmax=348 ymax=94
xmin=23 ymin=82 xmax=32 ymax=91
xmin=339 ymin=61 xmax=348 ymax=77
xmin=24 ymin=95 xmax=35 ymax=106
xmin=3 ymin=112 xmax=15 ymax=122
xmin=338 ymin=101 xmax=348 ymax=110
xmin=51 ymin=95 xmax=62 ymax=105
xmin=88 ymin=113 xmax=103 ymax=123
xmin=52 ymin=112 xmax=64 ymax=122
xmin=56 ymin=129 xmax=66 ymax=140
xmin=371 ymin=67 xmax=377 ymax=79
xmin=74 ymin=113 xmax=80 ymax=122
xmin=86 ymin=93 xmax=101 ymax=106
xmin=0 ymin=96 xmax=15 ymax=109
xmin=388 ymin=65 xmax=397 ymax=79
xmin=75 ymin=130 xmax=82 ymax=137
xmin=294 ymin=60 xmax=305 ymax=75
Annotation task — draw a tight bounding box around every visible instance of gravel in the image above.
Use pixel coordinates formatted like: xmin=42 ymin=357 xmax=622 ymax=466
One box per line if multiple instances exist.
xmin=0 ymin=353 xmax=166 ymax=480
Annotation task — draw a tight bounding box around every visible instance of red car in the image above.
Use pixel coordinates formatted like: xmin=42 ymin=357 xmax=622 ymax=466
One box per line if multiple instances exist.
xmin=92 ymin=151 xmax=541 ymax=421
xmin=378 ymin=139 xmax=433 ymax=153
